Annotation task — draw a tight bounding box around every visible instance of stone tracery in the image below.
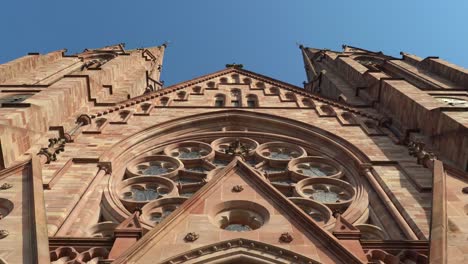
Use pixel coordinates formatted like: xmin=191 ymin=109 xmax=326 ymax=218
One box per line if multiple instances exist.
xmin=110 ymin=134 xmax=370 ymax=232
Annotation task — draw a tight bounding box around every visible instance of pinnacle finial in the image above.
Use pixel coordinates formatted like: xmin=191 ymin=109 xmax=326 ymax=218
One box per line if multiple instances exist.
xmin=162 ymin=41 xmax=171 ymax=48
xmin=226 ymin=63 xmax=243 ymax=69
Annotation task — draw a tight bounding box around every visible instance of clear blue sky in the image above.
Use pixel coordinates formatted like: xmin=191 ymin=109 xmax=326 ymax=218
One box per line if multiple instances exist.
xmin=1 ymin=0 xmax=467 ymax=86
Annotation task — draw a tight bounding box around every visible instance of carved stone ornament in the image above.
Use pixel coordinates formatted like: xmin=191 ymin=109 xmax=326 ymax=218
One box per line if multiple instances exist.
xmin=98 ymin=162 xmax=112 ymax=175
xmin=0 ymin=183 xmax=12 ymax=190
xmin=37 ymin=137 xmax=67 ymax=164
xmin=224 ymin=139 xmax=249 ymax=158
xmin=0 ymin=230 xmax=9 ymax=239
xmin=184 ymin=232 xmax=199 ymax=242
xmin=279 ymin=232 xmax=293 ymax=243
xmin=232 ymin=185 xmax=244 ymax=193
xmin=407 ymin=141 xmax=437 ymax=167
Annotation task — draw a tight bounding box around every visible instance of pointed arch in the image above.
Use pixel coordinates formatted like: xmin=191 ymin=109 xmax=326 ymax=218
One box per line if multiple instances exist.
xmin=99 ymin=110 xmax=371 ymax=232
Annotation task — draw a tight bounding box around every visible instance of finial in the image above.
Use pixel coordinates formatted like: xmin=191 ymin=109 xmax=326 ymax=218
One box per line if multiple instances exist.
xmin=224 ymin=139 xmax=249 ymax=158
xmin=162 ymin=41 xmax=171 ymax=48
xmin=225 ymin=63 xmax=243 ymax=69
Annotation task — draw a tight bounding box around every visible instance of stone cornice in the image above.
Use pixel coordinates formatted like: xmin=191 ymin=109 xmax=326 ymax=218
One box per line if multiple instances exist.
xmin=160 ymin=238 xmax=321 ymax=264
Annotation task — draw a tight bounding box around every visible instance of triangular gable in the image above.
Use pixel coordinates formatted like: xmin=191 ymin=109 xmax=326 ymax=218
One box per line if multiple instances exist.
xmin=83 ymin=67 xmax=382 ymax=123
xmin=113 ymin=157 xmax=365 ymax=263
xmin=115 ymin=211 xmax=142 ymax=232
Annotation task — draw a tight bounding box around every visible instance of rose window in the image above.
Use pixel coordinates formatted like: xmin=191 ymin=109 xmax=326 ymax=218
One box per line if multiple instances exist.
xmin=305 ymin=186 xmax=348 ymax=203
xmin=290 ymin=198 xmax=332 ymax=224
xmin=149 ymin=205 xmax=178 ymax=224
xmin=297 ymin=163 xmax=336 ymax=177
xmin=126 ymin=156 xmax=182 ymax=178
xmin=139 ymin=161 xmax=177 ymax=175
xmin=295 ymin=178 xmax=355 ymax=210
xmin=268 ymin=148 xmax=298 ymax=160
xmin=211 ymin=137 xmax=258 ymax=156
xmin=141 ymin=197 xmax=188 ymax=226
xmin=116 ymin=136 xmax=362 ymax=230
xmin=261 ymin=165 xmax=287 ymax=174
xmin=289 ymin=157 xmax=342 ymax=179
xmin=121 ymin=184 xmax=169 ymax=202
xmin=164 ymin=141 xmax=213 ymax=160
xmin=256 ymin=142 xmax=306 ymax=161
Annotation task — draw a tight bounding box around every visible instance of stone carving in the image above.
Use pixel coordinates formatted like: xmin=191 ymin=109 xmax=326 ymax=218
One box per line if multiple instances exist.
xmin=407 ymin=141 xmax=437 ymax=167
xmin=225 ymin=63 xmax=244 ymax=69
xmin=224 ymin=139 xmax=249 ymax=158
xmin=98 ymin=162 xmax=112 ymax=174
xmin=232 ymin=185 xmax=244 ymax=192
xmin=163 ymin=238 xmax=319 ymax=264
xmin=0 ymin=230 xmax=9 ymax=239
xmin=184 ymin=232 xmax=199 ymax=242
xmin=279 ymin=232 xmax=293 ymax=243
xmin=37 ymin=137 xmax=67 ymax=164
xmin=0 ymin=183 xmax=12 ymax=190
xmin=50 ymin=246 xmax=109 ymax=263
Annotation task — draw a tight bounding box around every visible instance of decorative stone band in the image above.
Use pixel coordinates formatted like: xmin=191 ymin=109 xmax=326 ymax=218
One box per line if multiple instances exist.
xmin=74 ymin=68 xmax=383 ymax=126
xmin=160 ymin=238 xmax=321 ymax=264
xmin=49 ymin=246 xmax=109 ymax=263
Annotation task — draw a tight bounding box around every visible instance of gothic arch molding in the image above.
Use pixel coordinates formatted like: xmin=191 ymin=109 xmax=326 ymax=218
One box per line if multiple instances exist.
xmin=100 ymin=110 xmax=371 ymax=230
xmin=158 ymin=238 xmax=322 ymax=264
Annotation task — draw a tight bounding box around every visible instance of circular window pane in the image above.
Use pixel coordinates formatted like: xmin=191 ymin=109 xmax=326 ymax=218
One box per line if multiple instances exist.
xmin=164 ymin=141 xmax=214 ymax=161
xmin=210 ymin=201 xmax=270 ymax=232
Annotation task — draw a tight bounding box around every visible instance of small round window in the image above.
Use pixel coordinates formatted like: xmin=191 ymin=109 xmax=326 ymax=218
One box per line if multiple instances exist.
xmin=211 ymin=201 xmax=270 ymax=232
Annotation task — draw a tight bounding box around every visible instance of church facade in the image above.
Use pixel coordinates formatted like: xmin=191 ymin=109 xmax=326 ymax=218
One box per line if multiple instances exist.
xmin=0 ymin=43 xmax=466 ymax=263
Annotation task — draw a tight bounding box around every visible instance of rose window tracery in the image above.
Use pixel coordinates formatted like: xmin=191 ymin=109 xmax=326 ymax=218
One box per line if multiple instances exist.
xmin=164 ymin=141 xmax=214 ymax=160
xmin=256 ymin=142 xmax=306 ymax=161
xmin=114 ymin=135 xmax=364 ymax=231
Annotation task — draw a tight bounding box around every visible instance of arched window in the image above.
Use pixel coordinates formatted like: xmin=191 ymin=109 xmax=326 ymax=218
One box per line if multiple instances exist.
xmin=140 ymin=103 xmax=152 ymax=112
xmin=255 ymin=82 xmax=265 ymax=89
xmin=177 ymin=91 xmax=186 ymax=100
xmin=231 ymin=74 xmax=240 ymax=83
xmin=207 ymin=82 xmax=216 ymax=89
xmin=243 ymin=78 xmax=252 ymax=84
xmin=220 ymin=77 xmax=228 ymax=84
xmin=95 ymin=118 xmax=107 ymax=129
xmin=160 ymin=97 xmax=169 ymax=106
xmin=246 ymin=94 xmax=258 ymax=107
xmin=231 ymin=89 xmax=241 ymax=107
xmin=192 ymin=86 xmax=201 ymax=94
xmin=269 ymin=87 xmax=279 ymax=95
xmin=302 ymin=98 xmax=315 ymax=108
xmin=214 ymin=94 xmax=225 ymax=107
xmin=119 ymin=110 xmax=131 ymax=121
xmin=285 ymin=92 xmax=296 ymax=101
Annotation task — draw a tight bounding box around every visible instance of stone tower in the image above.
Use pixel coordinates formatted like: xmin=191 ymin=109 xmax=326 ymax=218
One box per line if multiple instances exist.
xmin=0 ymin=43 xmax=465 ymax=263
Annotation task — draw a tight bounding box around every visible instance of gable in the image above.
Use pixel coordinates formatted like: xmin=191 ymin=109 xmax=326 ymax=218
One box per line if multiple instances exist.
xmin=159 ymin=69 xmax=305 ymax=108
xmin=113 ymin=158 xmax=364 ymax=263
